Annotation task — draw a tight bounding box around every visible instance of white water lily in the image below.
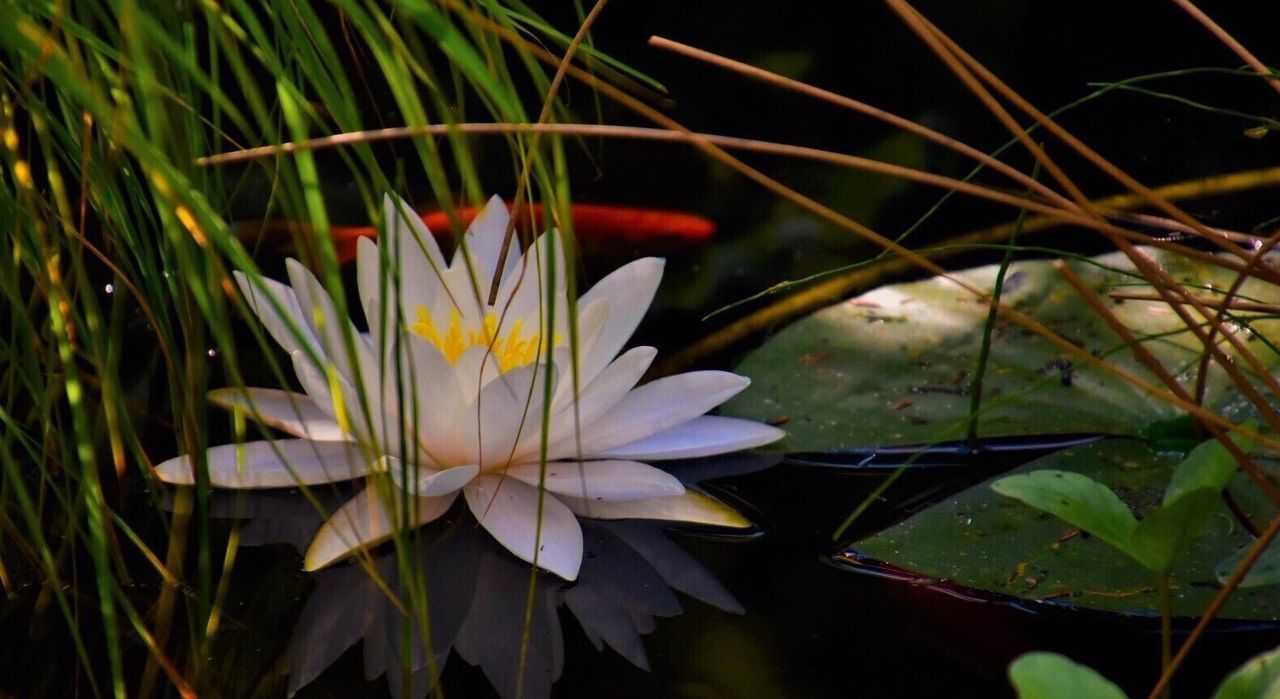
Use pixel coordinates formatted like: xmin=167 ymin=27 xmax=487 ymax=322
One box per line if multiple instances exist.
xmin=156 ymin=194 xmax=783 ymax=580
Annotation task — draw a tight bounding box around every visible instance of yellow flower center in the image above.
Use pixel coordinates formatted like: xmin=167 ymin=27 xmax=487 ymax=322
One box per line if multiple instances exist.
xmin=411 ymin=306 xmax=561 ymax=372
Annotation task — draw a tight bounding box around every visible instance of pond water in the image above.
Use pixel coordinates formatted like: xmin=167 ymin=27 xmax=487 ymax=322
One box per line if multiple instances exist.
xmin=172 ymin=451 xmax=1280 ymax=698
xmin=6 ymin=1 xmax=1280 ymax=697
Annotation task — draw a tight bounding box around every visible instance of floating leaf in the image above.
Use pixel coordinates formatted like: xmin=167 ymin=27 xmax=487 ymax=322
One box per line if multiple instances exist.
xmin=844 ymin=439 xmax=1280 ymax=619
xmin=725 ymin=249 xmax=1280 ymax=451
xmin=1009 ymin=652 xmax=1128 ymax=699
xmin=991 ymin=470 xmax=1139 ymax=562
xmin=1213 ymin=644 xmax=1280 ymax=699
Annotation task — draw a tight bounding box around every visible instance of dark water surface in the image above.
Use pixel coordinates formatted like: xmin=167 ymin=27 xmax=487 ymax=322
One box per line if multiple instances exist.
xmin=187 ymin=451 xmax=1280 ymax=698
xmin=8 ymin=1 xmax=1280 ymax=697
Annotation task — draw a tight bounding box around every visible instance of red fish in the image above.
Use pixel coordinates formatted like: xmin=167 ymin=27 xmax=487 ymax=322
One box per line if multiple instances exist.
xmin=237 ymin=203 xmax=716 ymax=265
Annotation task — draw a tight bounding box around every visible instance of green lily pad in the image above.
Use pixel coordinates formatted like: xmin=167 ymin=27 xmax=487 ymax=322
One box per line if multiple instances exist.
xmin=993 ymin=433 xmax=1250 ymax=574
xmin=724 ymin=249 xmax=1280 ymax=451
xmin=843 ymin=439 xmax=1280 ymax=620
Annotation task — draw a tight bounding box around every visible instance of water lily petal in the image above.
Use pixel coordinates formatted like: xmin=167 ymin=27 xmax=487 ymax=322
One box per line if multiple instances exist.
xmin=451 ymin=345 xmax=502 ymax=406
xmin=573 ymin=371 xmax=751 ymax=456
xmin=506 ymin=460 xmax=684 ymax=502
xmin=560 ymin=488 xmax=752 ymax=528
xmin=156 ymin=439 xmax=371 ymax=488
xmin=393 ymin=337 xmax=463 ymax=457
xmin=208 ymin=387 xmax=348 ymax=441
xmin=304 ymin=485 xmax=459 ymax=571
xmin=449 ymin=361 xmax=552 ymax=468
xmin=493 ymin=230 xmax=569 ymax=322
xmin=291 ymin=350 xmax=373 ymax=445
xmin=464 ymin=475 xmax=583 ymax=580
xmin=234 ymin=271 xmax=322 ymax=359
xmin=387 ymin=194 xmax=447 ymax=267
xmin=423 ymin=262 xmax=487 ymax=329
xmin=541 ymin=346 xmax=657 ymax=460
xmin=286 ymin=260 xmax=376 ymax=387
xmin=594 ymin=416 xmax=784 ymax=461
xmin=547 ymin=297 xmax=611 ymax=411
xmin=383 ymin=458 xmax=478 ymax=497
xmin=451 ymin=194 xmax=515 ymax=289
xmin=370 ymin=196 xmax=459 ymax=352
xmin=575 ymin=257 xmax=664 ymax=385
xmin=355 ymin=236 xmax=385 ymax=341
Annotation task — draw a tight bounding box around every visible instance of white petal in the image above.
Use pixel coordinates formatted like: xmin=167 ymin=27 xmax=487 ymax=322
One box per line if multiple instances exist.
xmin=506 ymin=460 xmax=684 ymax=502
xmin=494 ymin=230 xmax=569 ymax=321
xmin=355 ymin=235 xmax=384 ymax=341
xmin=384 ymin=193 xmax=446 ymax=281
xmin=429 ymin=263 xmax=487 ymax=326
xmin=451 ymin=344 xmax=503 ymax=406
xmin=391 ymin=337 xmax=462 ymax=463
xmin=451 ymin=361 xmax=552 ymax=468
xmin=290 ymin=351 xmax=371 ymax=445
xmin=548 ymin=296 xmax=611 ymax=410
xmin=208 ymin=387 xmax=349 ymax=441
xmin=594 ymin=416 xmax=784 ymax=461
xmin=286 ymin=259 xmax=372 ymax=385
xmin=234 ymin=271 xmax=322 ymax=359
xmin=155 ymin=439 xmax=371 ymax=488
xmin=452 ymin=194 xmax=515 ymax=287
xmin=378 ymin=196 xmax=459 ymax=352
xmin=560 ymin=488 xmax=752 ymax=528
xmin=573 ymin=371 xmax=751 ymax=456
xmin=575 ymin=258 xmax=664 ymax=385
xmin=541 ymin=346 xmax=657 ymax=460
xmin=464 ymin=475 xmax=583 ymax=581
xmin=384 ymin=458 xmax=478 ymax=497
xmin=304 ymin=485 xmax=458 ymax=571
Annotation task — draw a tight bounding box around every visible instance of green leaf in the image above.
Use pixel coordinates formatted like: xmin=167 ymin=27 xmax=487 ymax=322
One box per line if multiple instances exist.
xmin=1213 ymin=645 xmax=1280 ymax=699
xmin=991 ymin=470 xmax=1138 ymax=560
xmin=848 ymin=439 xmax=1280 ymax=618
xmin=1009 ymin=652 xmax=1129 ymax=699
xmin=993 ymin=435 xmax=1250 ymax=574
xmin=1164 ymin=431 xmax=1253 ymax=507
xmin=1129 ymin=490 xmax=1222 ymax=572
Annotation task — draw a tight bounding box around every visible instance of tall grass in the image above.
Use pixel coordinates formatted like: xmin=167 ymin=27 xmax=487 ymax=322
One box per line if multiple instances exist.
xmin=0 ymin=1 xmax=592 ymax=694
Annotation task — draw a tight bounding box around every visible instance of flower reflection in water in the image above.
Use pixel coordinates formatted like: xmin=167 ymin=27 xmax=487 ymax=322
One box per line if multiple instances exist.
xmin=202 ymin=454 xmax=775 ymax=699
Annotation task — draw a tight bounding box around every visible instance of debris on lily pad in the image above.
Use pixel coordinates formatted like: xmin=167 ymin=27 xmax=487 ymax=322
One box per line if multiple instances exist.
xmin=724 ymin=249 xmax=1280 ymax=452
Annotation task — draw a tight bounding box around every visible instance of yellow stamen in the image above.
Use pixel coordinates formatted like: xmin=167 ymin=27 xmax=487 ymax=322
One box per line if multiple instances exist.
xmin=410 ymin=306 xmax=562 ymax=372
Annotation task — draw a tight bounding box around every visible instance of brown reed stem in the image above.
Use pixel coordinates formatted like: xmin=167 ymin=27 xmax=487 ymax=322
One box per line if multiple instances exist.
xmin=645 ymin=35 xmax=1081 ymax=213
xmin=1055 ymin=261 xmax=1280 ymax=507
xmin=1147 ymin=510 xmax=1280 ymax=699
xmin=1170 ymin=0 xmax=1280 ymax=100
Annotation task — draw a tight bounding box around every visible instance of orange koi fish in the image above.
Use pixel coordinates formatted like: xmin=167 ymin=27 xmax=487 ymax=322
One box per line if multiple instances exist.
xmin=236 ymin=203 xmax=716 ymax=265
